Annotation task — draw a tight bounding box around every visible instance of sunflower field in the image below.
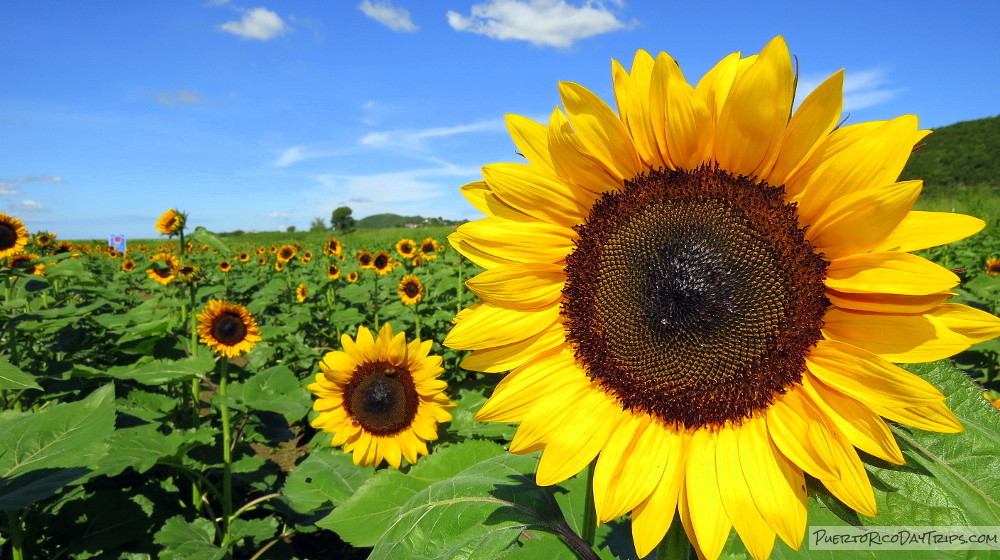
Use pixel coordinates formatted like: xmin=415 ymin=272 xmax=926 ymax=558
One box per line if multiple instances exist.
xmin=4 ymin=36 xmax=1000 ymax=560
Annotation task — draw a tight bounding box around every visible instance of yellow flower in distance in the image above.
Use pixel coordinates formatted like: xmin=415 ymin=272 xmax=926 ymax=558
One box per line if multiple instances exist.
xmin=197 ymin=299 xmax=262 ymax=358
xmin=146 ymin=252 xmax=179 ymax=285
xmin=296 ymin=283 xmax=308 ymax=302
xmin=372 ymin=250 xmax=394 ymax=276
xmin=419 ymin=237 xmax=442 ymax=260
xmin=397 ymin=274 xmax=423 ymax=305
xmin=309 ymin=323 xmax=455 ymax=468
xmin=155 ymin=208 xmax=186 ymax=236
xmin=357 ymin=250 xmax=374 ymax=269
xmin=277 ymin=244 xmax=297 ymax=263
xmin=444 ymin=36 xmax=1000 ymax=560
xmin=324 ymin=237 xmax=343 ymax=257
xmin=327 ymin=264 xmax=341 ymax=280
xmin=346 ymin=271 xmax=360 ymax=283
xmin=0 ymin=213 xmax=30 ymax=260
xmin=986 ymin=258 xmax=1000 ymax=276
xmin=395 ymin=238 xmax=418 ymax=259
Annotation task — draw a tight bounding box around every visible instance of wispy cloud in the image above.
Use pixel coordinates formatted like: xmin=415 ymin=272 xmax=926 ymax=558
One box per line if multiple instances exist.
xmin=272 ymin=144 xmax=355 ymax=167
xmin=447 ymin=0 xmax=631 ymax=48
xmin=5 ymin=200 xmax=46 ymax=213
xmin=0 ymin=181 xmax=19 ymax=195
xmin=796 ymin=67 xmax=902 ymax=113
xmin=267 ymin=211 xmax=289 ymax=219
xmin=314 ymin=162 xmax=478 ymax=218
xmin=358 ymin=0 xmax=418 ymax=32
xmin=219 ymin=7 xmax=288 ymax=40
xmin=15 ymin=176 xmax=65 ymax=183
xmin=155 ymin=90 xmax=204 ymax=107
xmin=359 ymin=119 xmax=504 ymax=151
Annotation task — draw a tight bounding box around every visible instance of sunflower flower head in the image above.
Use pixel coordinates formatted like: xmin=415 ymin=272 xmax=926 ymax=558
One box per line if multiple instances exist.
xmin=324 ymin=237 xmax=343 ymax=257
xmin=395 ymin=238 xmax=417 ymax=259
xmin=146 ymin=252 xmax=179 ymax=285
xmin=444 ymin=36 xmax=1000 ymax=560
xmin=155 ymin=208 xmax=187 ymax=236
xmin=0 ymin=213 xmax=30 ymax=260
xmin=308 ymin=323 xmax=455 ymax=469
xmin=419 ymin=237 xmax=442 ymax=260
xmin=122 ymin=259 xmax=137 ymax=272
xmin=7 ymin=252 xmax=44 ymax=278
xmin=296 ymin=283 xmax=308 ymax=302
xmin=277 ymin=244 xmax=297 ymax=263
xmin=357 ymin=250 xmax=374 ymax=269
xmin=397 ymin=274 xmax=424 ymax=305
xmin=196 ymin=299 xmax=262 ymax=358
xmin=327 ymin=264 xmax=341 ymax=280
xmin=346 ymin=271 xmax=360 ymax=283
xmin=372 ymin=250 xmax=395 ymax=276
xmin=986 ymin=257 xmax=1000 ymax=276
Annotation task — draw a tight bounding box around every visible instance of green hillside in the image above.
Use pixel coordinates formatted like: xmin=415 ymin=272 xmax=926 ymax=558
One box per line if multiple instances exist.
xmin=901 ymin=114 xmax=1000 ymax=190
xmin=356 ymin=213 xmax=462 ymax=229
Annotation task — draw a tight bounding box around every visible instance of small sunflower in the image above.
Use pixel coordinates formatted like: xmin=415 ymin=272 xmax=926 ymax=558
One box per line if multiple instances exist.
xmin=395 ymin=238 xmax=418 ymax=260
xmin=146 ymin=252 xmax=179 ymax=285
xmin=411 ymin=256 xmax=423 ymax=267
xmin=296 ymin=283 xmax=308 ymax=302
xmin=372 ymin=250 xmax=394 ymax=276
xmin=357 ymin=250 xmax=374 ymax=269
xmin=445 ymin=36 xmax=1000 ymax=560
xmin=397 ymin=275 xmax=424 ymax=306
xmin=219 ymin=261 xmax=232 ymax=273
xmin=122 ymin=259 xmax=137 ymax=272
xmin=308 ymin=323 xmax=455 ymax=468
xmin=275 ymin=261 xmax=285 ymax=272
xmin=196 ymin=300 xmax=262 ymax=358
xmin=7 ymin=252 xmax=44 ymax=277
xmin=257 ymin=256 xmax=268 ymax=266
xmin=277 ymin=244 xmax=297 ymax=263
xmin=33 ymin=231 xmax=56 ymax=248
xmin=0 ymin=213 xmax=30 ymax=260
xmin=304 ymin=250 xmax=314 ymax=260
xmin=419 ymin=237 xmax=442 ymax=260
xmin=327 ymin=264 xmax=341 ymax=280
xmin=176 ymin=263 xmax=199 ymax=282
xmin=986 ymin=258 xmax=1000 ymax=276
xmin=324 ymin=237 xmax=344 ymax=257
xmin=155 ymin=208 xmax=186 ymax=236
xmin=53 ymin=241 xmax=76 ymax=255
xmin=238 ymin=251 xmax=251 ymax=262
xmin=255 ymin=247 xmax=266 ymax=255
xmin=346 ymin=271 xmax=360 ymax=283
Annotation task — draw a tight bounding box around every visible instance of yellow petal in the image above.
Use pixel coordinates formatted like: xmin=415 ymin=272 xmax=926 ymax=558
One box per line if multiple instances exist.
xmin=873 ymin=210 xmax=986 ymax=252
xmin=867 ymin=399 xmax=963 ymax=434
xmin=821 ymin=307 xmax=971 ymax=363
xmin=815 ymin=431 xmax=878 ymax=517
xmin=716 ymin=425 xmax=777 ymax=560
xmin=547 ymin=107 xmax=623 ymax=194
xmin=536 ymin=384 xmax=621 ymax=486
xmin=559 ymin=81 xmax=642 ymax=182
xmin=694 ymin=51 xmax=741 ymax=126
xmin=505 ymin=113 xmax=555 ymax=172
xmin=459 ymin=180 xmax=493 ymax=216
xmin=481 ymin=162 xmax=595 ymax=228
xmin=444 ymin=300 xmax=561 ymax=350
xmin=630 ymin=432 xmax=687 ymax=558
xmin=466 ymin=262 xmax=565 ymax=309
xmin=737 ymin=415 xmax=807 ymax=550
xmin=826 ymin=289 xmax=953 ymax=314
xmin=806 ymin=339 xmax=945 ymax=407
xmin=455 ymin=216 xmax=575 ymax=265
xmin=685 ymin=429 xmax=732 ymax=560
xmin=714 ymin=36 xmax=793 ymax=178
xmin=509 ymin=377 xmax=592 ymax=455
xmin=805 ymin=181 xmax=922 ymax=260
xmin=825 ymin=250 xmax=959 ymax=296
xmin=662 ymin=72 xmax=713 ymax=170
xmin=476 ymin=348 xmax=577 ymax=423
xmin=594 ymin=416 xmax=676 ymax=522
xmin=648 ymin=51 xmax=686 ymax=169
xmin=801 ymin=373 xmax=905 ymax=465
xmin=766 ymin=389 xmax=842 ymax=481
xmin=592 ymin=413 xmax=644 ymax=523
xmin=931 ymin=303 xmax=1000 ymax=344
xmin=448 ymin=232 xmax=517 ymax=269
xmin=460 ymin=321 xmax=566 ymax=373
xmin=612 ymin=51 xmax=666 ymax=169
xmin=768 ymin=70 xmax=844 ymax=186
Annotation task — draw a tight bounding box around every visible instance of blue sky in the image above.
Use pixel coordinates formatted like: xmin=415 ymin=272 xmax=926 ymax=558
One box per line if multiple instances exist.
xmin=2 ymin=0 xmax=998 ymax=240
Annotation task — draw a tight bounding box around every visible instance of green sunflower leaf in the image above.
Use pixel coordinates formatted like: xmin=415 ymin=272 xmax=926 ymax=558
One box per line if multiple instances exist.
xmin=0 ymin=384 xmax=115 ymax=511
xmin=188 ymin=226 xmax=231 ymax=254
xmin=318 ymin=439 xmax=506 ymax=547
xmin=282 ymin=446 xmax=376 ymax=514
xmin=226 ymin=364 xmax=312 ymax=421
xmin=99 ymin=354 xmax=216 ymax=385
xmin=0 ymin=355 xmax=41 ymax=390
xmin=153 ymin=515 xmax=223 ymax=560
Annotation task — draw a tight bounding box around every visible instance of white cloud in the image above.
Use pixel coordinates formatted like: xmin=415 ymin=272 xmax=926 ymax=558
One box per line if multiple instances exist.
xmin=5 ymin=200 xmax=46 ymax=213
xmin=220 ymin=7 xmax=287 ymax=40
xmin=314 ymin=163 xmax=477 ymax=218
xmin=359 ymin=119 xmax=504 ymax=151
xmin=155 ymin=90 xmax=203 ymax=107
xmin=267 ymin=211 xmax=289 ymax=218
xmin=15 ymin=176 xmax=65 ymax=183
xmin=796 ymin=67 xmax=901 ymax=113
xmin=358 ymin=0 xmax=418 ymax=32
xmin=0 ymin=181 xmax=19 ymax=195
xmin=447 ymin=0 xmax=629 ymax=48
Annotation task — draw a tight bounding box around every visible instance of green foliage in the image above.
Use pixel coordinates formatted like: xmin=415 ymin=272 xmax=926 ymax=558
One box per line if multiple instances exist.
xmin=901 ymin=115 xmax=1000 ymax=191
xmin=356 ymin=213 xmax=464 ymax=229
xmin=331 ymin=206 xmax=357 ymax=234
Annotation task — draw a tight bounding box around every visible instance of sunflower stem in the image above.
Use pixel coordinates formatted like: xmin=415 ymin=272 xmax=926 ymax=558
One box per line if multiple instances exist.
xmin=218 ymin=357 xmax=234 ymax=557
xmin=188 ymin=285 xmax=203 ymax=513
xmin=6 ymin=509 xmax=25 ymax=560
xmin=413 ymin=301 xmax=421 ymax=340
xmin=657 ymin=514 xmax=694 ymax=560
xmin=373 ymin=272 xmax=380 ymax=330
xmin=582 ymin=460 xmax=597 ymax=546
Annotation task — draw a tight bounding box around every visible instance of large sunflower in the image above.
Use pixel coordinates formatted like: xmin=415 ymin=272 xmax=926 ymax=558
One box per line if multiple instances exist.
xmin=308 ymin=323 xmax=455 ymax=468
xmin=444 ymin=36 xmax=1000 ymax=560
xmin=0 ymin=213 xmax=30 ymax=260
xmin=196 ymin=299 xmax=262 ymax=358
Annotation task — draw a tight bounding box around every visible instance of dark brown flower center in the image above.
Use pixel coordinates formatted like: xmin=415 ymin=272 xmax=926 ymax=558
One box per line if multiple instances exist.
xmin=213 ymin=312 xmax=248 ymax=345
xmin=403 ymin=280 xmax=420 ymax=298
xmin=374 ymin=253 xmax=390 ymax=270
xmin=563 ymin=165 xmax=828 ymax=429
xmin=344 ymin=360 xmax=419 ymax=436
xmin=0 ymin=223 xmax=17 ymax=250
